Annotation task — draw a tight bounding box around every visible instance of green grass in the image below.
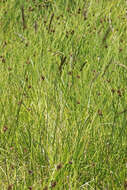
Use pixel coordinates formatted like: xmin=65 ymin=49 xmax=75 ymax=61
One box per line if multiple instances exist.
xmin=0 ymin=0 xmax=127 ymax=189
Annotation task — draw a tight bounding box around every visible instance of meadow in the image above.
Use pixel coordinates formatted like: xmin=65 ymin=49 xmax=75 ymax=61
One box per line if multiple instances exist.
xmin=0 ymin=0 xmax=127 ymax=189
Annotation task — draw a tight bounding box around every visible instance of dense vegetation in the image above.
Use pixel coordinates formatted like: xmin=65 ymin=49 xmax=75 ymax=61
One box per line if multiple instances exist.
xmin=0 ymin=0 xmax=127 ymax=189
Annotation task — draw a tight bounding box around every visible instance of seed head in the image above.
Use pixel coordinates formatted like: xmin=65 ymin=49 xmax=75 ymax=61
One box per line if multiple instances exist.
xmin=51 ymin=181 xmax=57 ymax=188
xmin=57 ymin=163 xmax=62 ymax=170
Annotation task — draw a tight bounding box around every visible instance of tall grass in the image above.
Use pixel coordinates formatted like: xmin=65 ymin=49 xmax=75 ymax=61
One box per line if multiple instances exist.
xmin=0 ymin=0 xmax=127 ymax=189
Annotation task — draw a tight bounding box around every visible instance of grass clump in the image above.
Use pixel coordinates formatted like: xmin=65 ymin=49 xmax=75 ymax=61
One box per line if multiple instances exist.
xmin=0 ymin=0 xmax=127 ymax=189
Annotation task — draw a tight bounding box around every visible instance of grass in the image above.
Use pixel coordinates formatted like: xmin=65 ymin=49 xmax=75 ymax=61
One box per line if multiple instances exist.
xmin=0 ymin=0 xmax=127 ymax=189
